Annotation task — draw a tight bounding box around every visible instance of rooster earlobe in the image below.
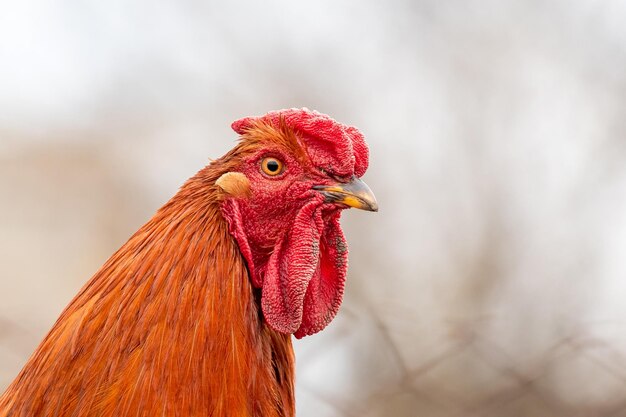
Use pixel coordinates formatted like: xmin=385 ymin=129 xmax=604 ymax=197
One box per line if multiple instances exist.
xmin=216 ymin=172 xmax=251 ymax=198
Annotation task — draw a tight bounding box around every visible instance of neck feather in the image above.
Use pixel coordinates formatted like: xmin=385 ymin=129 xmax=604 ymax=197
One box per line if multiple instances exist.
xmin=0 ymin=164 xmax=295 ymax=417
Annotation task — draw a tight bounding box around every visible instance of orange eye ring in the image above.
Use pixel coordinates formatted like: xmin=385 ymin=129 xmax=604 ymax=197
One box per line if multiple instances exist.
xmin=260 ymin=157 xmax=284 ymax=176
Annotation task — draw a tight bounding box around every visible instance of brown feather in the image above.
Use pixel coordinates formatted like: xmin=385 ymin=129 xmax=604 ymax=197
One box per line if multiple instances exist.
xmin=0 ymin=128 xmax=298 ymax=417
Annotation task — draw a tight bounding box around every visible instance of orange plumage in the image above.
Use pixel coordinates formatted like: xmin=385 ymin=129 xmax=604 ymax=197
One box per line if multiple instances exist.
xmin=0 ymin=109 xmax=376 ymax=416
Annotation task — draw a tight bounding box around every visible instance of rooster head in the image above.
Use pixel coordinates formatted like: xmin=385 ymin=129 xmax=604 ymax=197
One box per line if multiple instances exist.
xmin=217 ymin=108 xmax=377 ymax=338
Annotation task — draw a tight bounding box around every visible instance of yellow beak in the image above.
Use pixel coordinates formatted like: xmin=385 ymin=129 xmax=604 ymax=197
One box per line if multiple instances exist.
xmin=314 ymin=176 xmax=378 ymax=212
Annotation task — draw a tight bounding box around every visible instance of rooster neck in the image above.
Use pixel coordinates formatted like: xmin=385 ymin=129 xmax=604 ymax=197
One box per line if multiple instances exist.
xmin=0 ymin=169 xmax=295 ymax=417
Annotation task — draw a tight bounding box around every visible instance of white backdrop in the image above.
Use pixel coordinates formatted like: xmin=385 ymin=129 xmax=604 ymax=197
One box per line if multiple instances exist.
xmin=2 ymin=1 xmax=626 ymax=415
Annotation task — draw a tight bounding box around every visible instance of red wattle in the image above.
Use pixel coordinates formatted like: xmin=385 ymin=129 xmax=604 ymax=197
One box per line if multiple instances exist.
xmin=260 ymin=200 xmax=322 ymax=334
xmin=259 ymin=201 xmax=348 ymax=337
xmin=294 ymin=211 xmax=347 ymax=338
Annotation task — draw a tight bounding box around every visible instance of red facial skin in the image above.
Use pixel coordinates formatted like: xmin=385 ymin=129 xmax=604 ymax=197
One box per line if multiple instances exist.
xmin=221 ymin=108 xmax=369 ymax=338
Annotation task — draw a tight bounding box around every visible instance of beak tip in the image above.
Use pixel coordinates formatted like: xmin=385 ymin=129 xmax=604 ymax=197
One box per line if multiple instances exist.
xmin=362 ymin=199 xmax=379 ymax=212
xmin=314 ymin=176 xmax=378 ymax=212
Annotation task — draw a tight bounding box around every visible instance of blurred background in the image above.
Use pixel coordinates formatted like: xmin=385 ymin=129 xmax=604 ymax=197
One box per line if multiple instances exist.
xmin=2 ymin=1 xmax=626 ymax=416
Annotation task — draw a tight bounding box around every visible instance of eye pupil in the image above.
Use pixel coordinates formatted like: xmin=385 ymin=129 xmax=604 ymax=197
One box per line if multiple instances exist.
xmin=267 ymin=160 xmax=279 ymax=172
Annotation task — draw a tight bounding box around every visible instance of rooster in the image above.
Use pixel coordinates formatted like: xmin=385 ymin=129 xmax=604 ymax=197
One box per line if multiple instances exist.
xmin=0 ymin=108 xmax=377 ymax=417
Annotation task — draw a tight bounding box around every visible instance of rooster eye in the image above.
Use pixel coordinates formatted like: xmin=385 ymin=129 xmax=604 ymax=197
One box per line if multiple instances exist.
xmin=260 ymin=157 xmax=284 ymax=176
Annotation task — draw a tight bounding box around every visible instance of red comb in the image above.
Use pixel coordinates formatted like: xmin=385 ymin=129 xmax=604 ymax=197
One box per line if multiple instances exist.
xmin=232 ymin=108 xmax=369 ymax=178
